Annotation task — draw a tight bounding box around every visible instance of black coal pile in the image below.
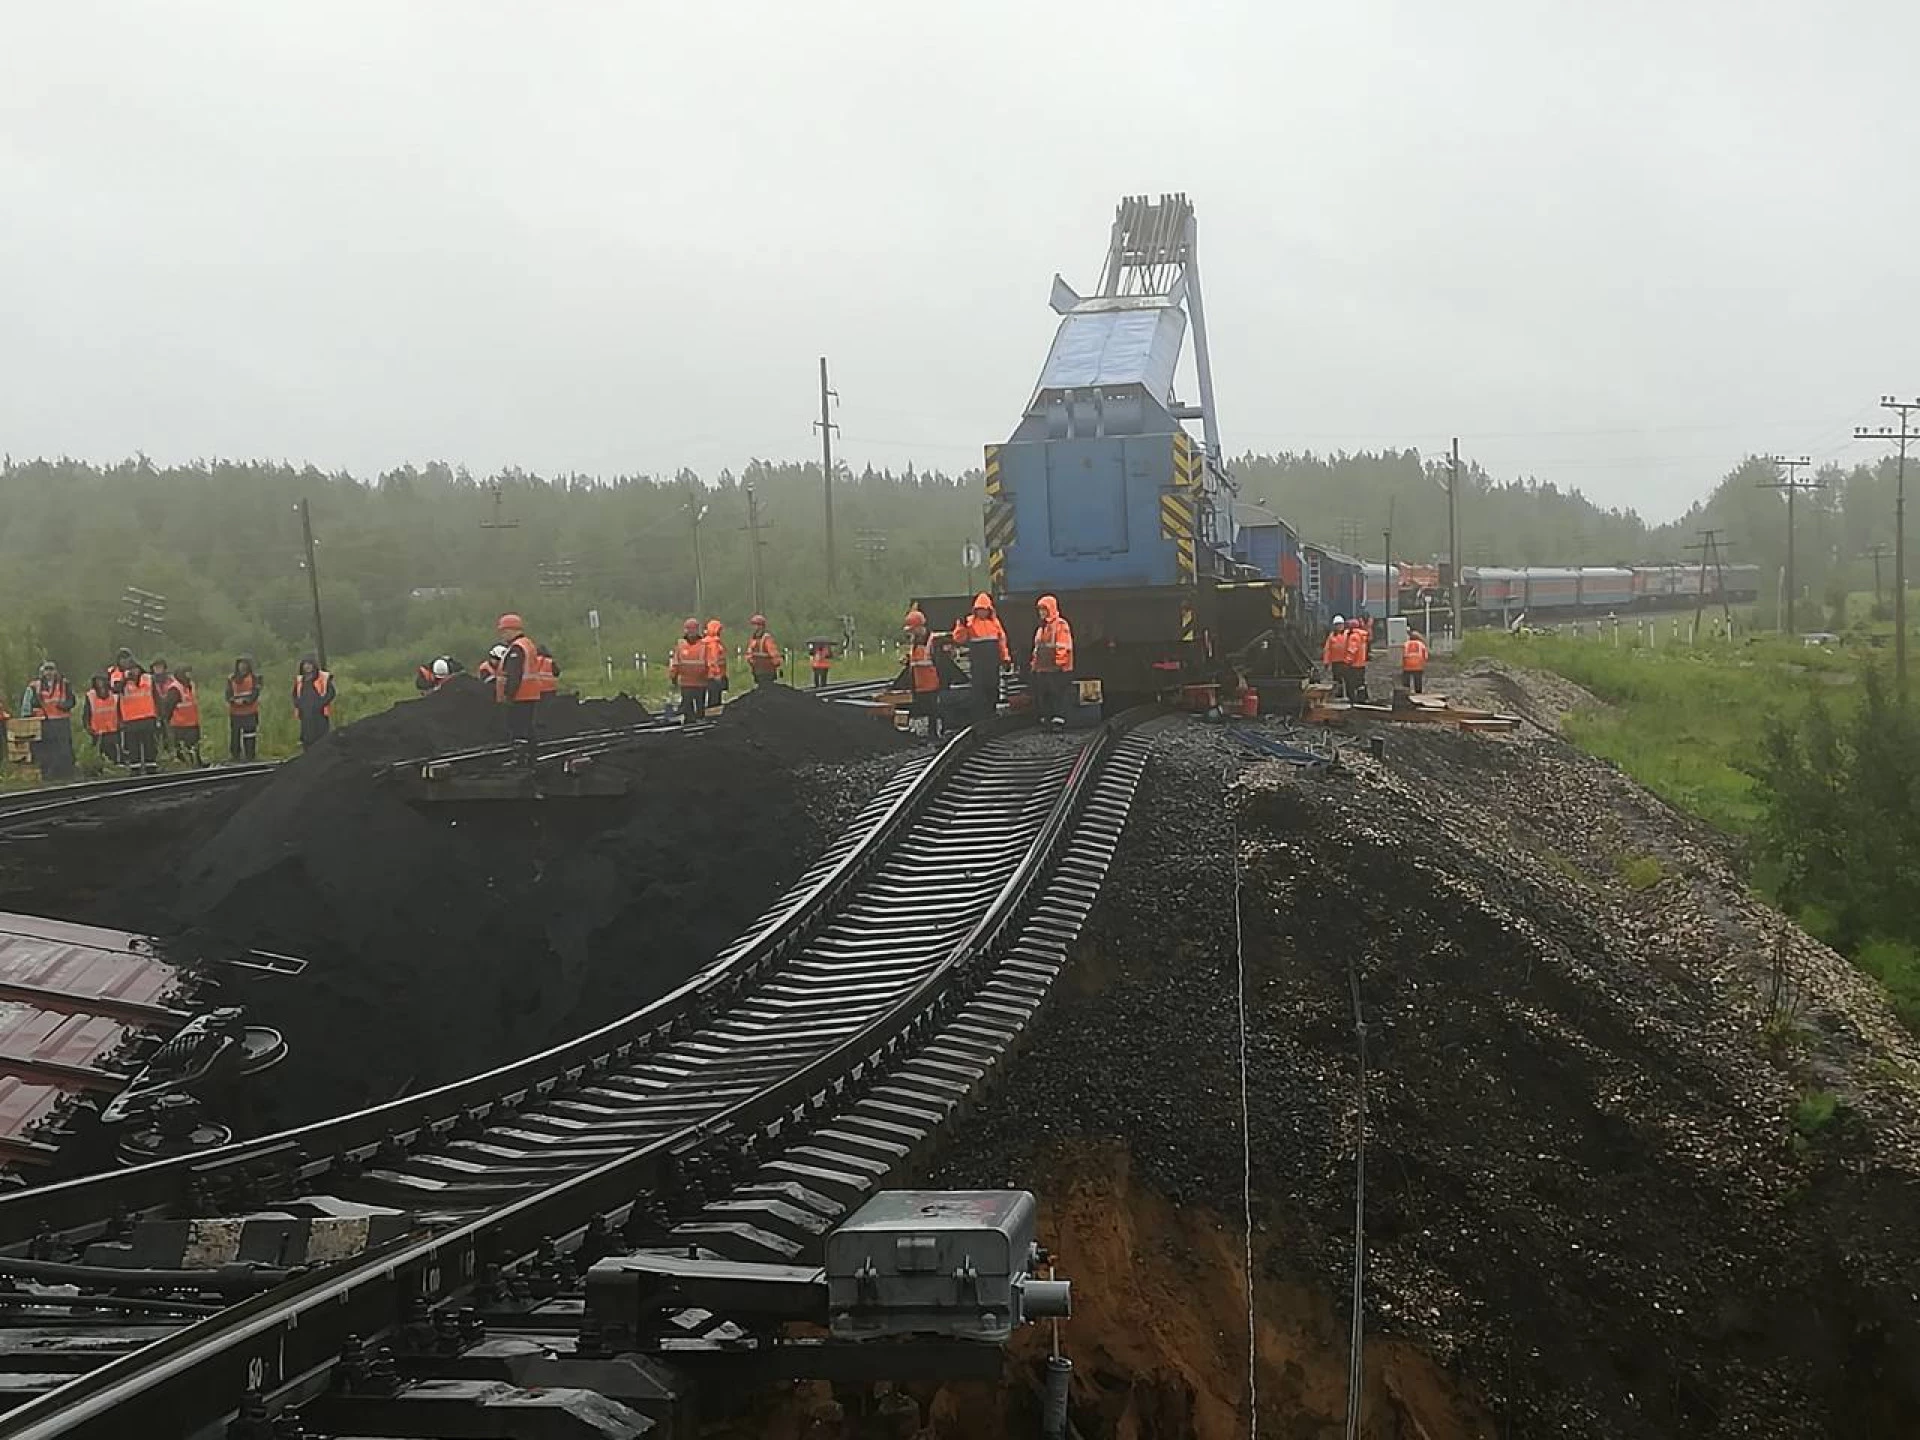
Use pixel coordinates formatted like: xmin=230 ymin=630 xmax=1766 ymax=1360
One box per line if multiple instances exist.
xmin=129 ymin=683 xmax=915 ymax=1126
xmin=939 ymin=719 xmax=1920 ymax=1439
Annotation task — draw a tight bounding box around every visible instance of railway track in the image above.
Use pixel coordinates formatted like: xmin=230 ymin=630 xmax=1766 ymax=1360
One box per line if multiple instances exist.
xmin=0 ymin=680 xmax=890 ymax=827
xmin=0 ymin=708 xmax=1153 ymax=1437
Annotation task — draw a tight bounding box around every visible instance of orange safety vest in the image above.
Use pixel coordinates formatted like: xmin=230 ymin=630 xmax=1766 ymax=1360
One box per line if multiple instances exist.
xmin=1322 ymin=630 xmax=1345 ymax=667
xmin=499 ymin=635 xmax=541 ymax=703
xmin=908 ymin=641 xmax=940 ymax=693
xmin=954 ymin=615 xmax=1011 ymax=665
xmin=703 ymin=634 xmax=728 ymax=681
xmin=475 ymin=659 xmax=498 ymax=684
xmin=747 ymin=632 xmax=781 ymax=675
xmin=1033 ymin=618 xmax=1074 ymax=672
xmin=87 ymin=691 xmax=120 ymax=736
xmin=118 ymin=675 xmax=158 ymax=723
xmin=169 ymin=681 xmax=200 ymax=729
xmin=227 ymin=672 xmax=260 ymax=717
xmin=671 ymin=637 xmax=710 ymax=686
xmin=1402 ymin=637 xmax=1428 ymax=672
xmin=30 ymin=679 xmax=74 ymax=719
xmin=1344 ymin=625 xmax=1370 ymax=668
xmin=293 ymin=670 xmax=334 ymax=718
xmin=809 ymin=644 xmax=831 ymax=672
xmin=533 ymin=651 xmax=557 ymax=697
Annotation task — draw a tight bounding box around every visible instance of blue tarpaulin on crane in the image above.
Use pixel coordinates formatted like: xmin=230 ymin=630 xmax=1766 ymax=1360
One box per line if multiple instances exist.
xmin=1033 ymin=302 xmax=1186 ymax=402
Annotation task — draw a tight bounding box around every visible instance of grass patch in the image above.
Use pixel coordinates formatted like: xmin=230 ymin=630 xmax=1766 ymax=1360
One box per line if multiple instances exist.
xmin=1854 ymin=939 xmax=1920 ymax=1035
xmin=1543 ymin=849 xmax=1595 ymax=890
xmin=1614 ymin=852 xmax=1665 ymax=891
xmin=1790 ymin=1088 xmax=1840 ymax=1137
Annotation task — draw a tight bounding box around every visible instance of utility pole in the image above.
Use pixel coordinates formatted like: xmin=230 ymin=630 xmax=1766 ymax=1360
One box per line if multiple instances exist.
xmin=297 ymin=497 xmax=328 ymax=668
xmin=1857 ymin=395 xmax=1918 ymax=705
xmin=1683 ymin=528 xmax=1732 ymax=639
xmin=1448 ymin=437 xmax=1462 ymax=642
xmin=478 ymin=479 xmax=519 ymax=532
xmin=1381 ymin=495 xmax=1395 ymax=620
xmin=815 ymin=357 xmax=840 ymax=594
xmin=687 ymin=489 xmax=710 ymax=618
xmin=1863 ymin=542 xmax=1892 ymax=616
xmin=1758 ymin=455 xmax=1820 ymax=637
xmin=740 ymin=483 xmax=771 ymax=618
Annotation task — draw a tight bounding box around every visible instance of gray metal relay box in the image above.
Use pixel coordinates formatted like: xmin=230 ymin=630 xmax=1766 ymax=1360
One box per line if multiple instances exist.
xmin=824 ymin=1190 xmax=1071 ymax=1342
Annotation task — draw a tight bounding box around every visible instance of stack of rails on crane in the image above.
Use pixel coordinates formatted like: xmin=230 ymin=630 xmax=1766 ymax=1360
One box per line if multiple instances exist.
xmin=5 ymin=678 xmax=917 ymax=1140
xmin=917 ymin=193 xmax=1320 ymax=709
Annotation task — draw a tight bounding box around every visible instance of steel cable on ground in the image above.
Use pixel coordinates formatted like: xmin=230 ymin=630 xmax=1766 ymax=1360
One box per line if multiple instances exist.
xmin=1343 ymin=958 xmax=1370 ymax=1440
xmin=1226 ymin=762 xmax=1258 ymax=1436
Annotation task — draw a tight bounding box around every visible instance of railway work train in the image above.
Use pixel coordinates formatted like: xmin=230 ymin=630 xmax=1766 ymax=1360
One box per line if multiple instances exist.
xmin=918 ymin=195 xmax=1762 ymax=700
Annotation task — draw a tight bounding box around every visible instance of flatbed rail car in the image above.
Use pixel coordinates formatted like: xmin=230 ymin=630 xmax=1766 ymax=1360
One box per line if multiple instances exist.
xmin=922 ymin=194 xmax=1317 ymax=700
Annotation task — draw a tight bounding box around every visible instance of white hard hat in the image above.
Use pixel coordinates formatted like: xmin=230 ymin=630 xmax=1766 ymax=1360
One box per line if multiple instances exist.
xmin=489 ymin=643 xmax=508 ymax=660
xmin=1332 ymin=614 xmax=1345 ymax=625
xmin=432 ymin=658 xmax=452 ymax=678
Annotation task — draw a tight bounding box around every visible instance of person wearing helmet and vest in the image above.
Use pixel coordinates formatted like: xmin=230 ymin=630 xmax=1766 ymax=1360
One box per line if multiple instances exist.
xmin=148 ymin=657 xmax=179 ymax=731
xmin=1031 ymin=595 xmax=1074 ymax=728
xmin=670 ymin=618 xmax=710 ymax=723
xmin=475 ymin=644 xmax=507 ymax=686
xmin=108 ymin=648 xmax=134 ymax=694
xmin=117 ymin=660 xmax=162 ymax=775
xmin=493 ymin=613 xmax=542 ymax=742
xmin=533 ymin=645 xmax=559 ymax=699
xmin=899 ymin=608 xmax=945 ymax=739
xmin=83 ymin=673 xmax=121 ymax=764
xmin=292 ymin=655 xmax=335 ymax=749
xmin=952 ymin=593 xmax=1010 ymax=721
xmin=167 ymin=666 xmax=205 ymax=766
xmin=1401 ymin=629 xmax=1429 ymax=694
xmin=1343 ymin=614 xmax=1371 ymax=703
xmin=746 ymin=615 xmax=782 ymax=687
xmin=702 ymin=620 xmax=728 ymax=712
xmin=415 ymin=655 xmax=461 ymax=693
xmin=225 ymin=655 xmax=262 ymax=761
xmin=808 ymin=640 xmax=833 ymax=689
xmin=1323 ymin=616 xmax=1348 ymax=698
xmin=24 ymin=661 xmax=77 ymax=780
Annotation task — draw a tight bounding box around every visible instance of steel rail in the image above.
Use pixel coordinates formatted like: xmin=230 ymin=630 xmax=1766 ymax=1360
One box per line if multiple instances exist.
xmin=0 ymin=711 xmax=1148 ymax=1440
xmin=0 ymin=716 xmax=971 ymax=1250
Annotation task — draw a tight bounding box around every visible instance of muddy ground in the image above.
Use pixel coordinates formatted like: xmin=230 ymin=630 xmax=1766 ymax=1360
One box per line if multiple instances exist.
xmin=1 ymin=681 xmax=916 ymax=1129
xmin=929 ymin=661 xmax=1920 ymax=1439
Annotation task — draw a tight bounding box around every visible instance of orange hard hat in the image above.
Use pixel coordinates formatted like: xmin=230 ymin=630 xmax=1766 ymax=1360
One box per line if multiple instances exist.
xmin=683 ymin=617 xmax=700 ymax=633
xmin=903 ymin=608 xmax=927 ymax=628
xmin=750 ymin=613 xmax=767 ymax=627
xmin=496 ymin=612 xmax=524 ymax=632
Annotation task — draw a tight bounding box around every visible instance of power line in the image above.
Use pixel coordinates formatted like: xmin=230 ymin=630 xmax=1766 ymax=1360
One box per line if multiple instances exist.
xmin=1862 ymin=542 xmax=1892 ymax=616
xmin=739 ymin=483 xmax=773 ymax=617
xmin=1682 ymin=528 xmax=1732 ymax=638
xmin=1856 ymin=395 xmax=1919 ymax=706
xmin=1758 ymin=455 xmax=1822 ymax=636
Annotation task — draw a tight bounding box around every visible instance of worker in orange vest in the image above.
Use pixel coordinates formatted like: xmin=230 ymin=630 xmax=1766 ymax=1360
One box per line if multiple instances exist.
xmin=1030 ymin=595 xmax=1075 ymax=728
xmin=808 ymin=640 xmax=833 ymax=689
xmin=1322 ymin=616 xmax=1349 ymax=698
xmin=166 ymin=666 xmax=205 ymax=766
xmin=117 ymin=660 xmax=162 ymax=775
xmin=225 ymin=655 xmax=262 ymax=761
xmin=493 ymin=613 xmax=542 ymax=743
xmin=25 ymin=661 xmax=77 ymax=780
xmin=670 ymin=618 xmax=711 ymax=723
xmin=1401 ymin=629 xmax=1429 ymax=695
xmin=1342 ymin=615 xmax=1371 ymax=703
xmin=533 ymin=645 xmax=559 ymax=699
xmin=702 ymin=620 xmax=728 ymax=712
xmin=292 ymin=655 xmax=336 ymax=749
xmin=952 ymin=593 xmax=1011 ymax=721
xmin=746 ymin=615 xmax=783 ymax=687
xmin=900 ymin=609 xmax=945 ymax=738
xmin=83 ymin=673 xmax=121 ymax=765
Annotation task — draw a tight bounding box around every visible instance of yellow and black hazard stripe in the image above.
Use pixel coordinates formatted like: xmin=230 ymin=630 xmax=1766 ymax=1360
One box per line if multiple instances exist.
xmin=1172 ymin=430 xmax=1201 ymax=489
xmin=1179 ymin=599 xmax=1196 ymax=644
xmin=1270 ymin=582 xmax=1287 ymax=624
xmin=982 ymin=444 xmax=1014 ymax=591
xmin=1159 ymin=489 xmax=1197 ymax=582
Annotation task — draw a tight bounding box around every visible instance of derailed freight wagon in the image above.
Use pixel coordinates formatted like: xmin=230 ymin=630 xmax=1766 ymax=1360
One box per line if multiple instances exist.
xmin=918 ymin=195 xmax=1318 ymax=700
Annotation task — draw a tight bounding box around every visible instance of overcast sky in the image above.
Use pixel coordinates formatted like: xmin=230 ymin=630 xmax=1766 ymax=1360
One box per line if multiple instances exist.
xmin=3 ymin=1 xmax=1915 ymax=522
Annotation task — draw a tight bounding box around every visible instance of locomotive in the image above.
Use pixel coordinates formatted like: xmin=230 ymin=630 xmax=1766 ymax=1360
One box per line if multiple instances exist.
xmin=917 ymin=194 xmax=1318 ymax=701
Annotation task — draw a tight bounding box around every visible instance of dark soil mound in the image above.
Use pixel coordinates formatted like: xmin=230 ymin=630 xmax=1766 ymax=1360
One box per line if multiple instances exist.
xmin=31 ymin=687 xmax=914 ymax=1129
xmin=939 ymin=722 xmax=1920 ymax=1439
xmin=714 ymin=682 xmax=911 ymax=763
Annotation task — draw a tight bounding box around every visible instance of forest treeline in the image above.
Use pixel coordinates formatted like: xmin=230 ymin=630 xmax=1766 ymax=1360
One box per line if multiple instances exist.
xmin=0 ymin=447 xmax=1906 ymax=694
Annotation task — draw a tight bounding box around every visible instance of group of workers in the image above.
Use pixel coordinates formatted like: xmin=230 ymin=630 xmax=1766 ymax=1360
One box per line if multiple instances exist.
xmin=1321 ymin=615 xmax=1430 ymax=702
xmin=667 ymin=614 xmax=790 ymax=721
xmin=897 ymin=592 xmax=1075 ymax=737
xmin=10 ymin=651 xmax=220 ymax=779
